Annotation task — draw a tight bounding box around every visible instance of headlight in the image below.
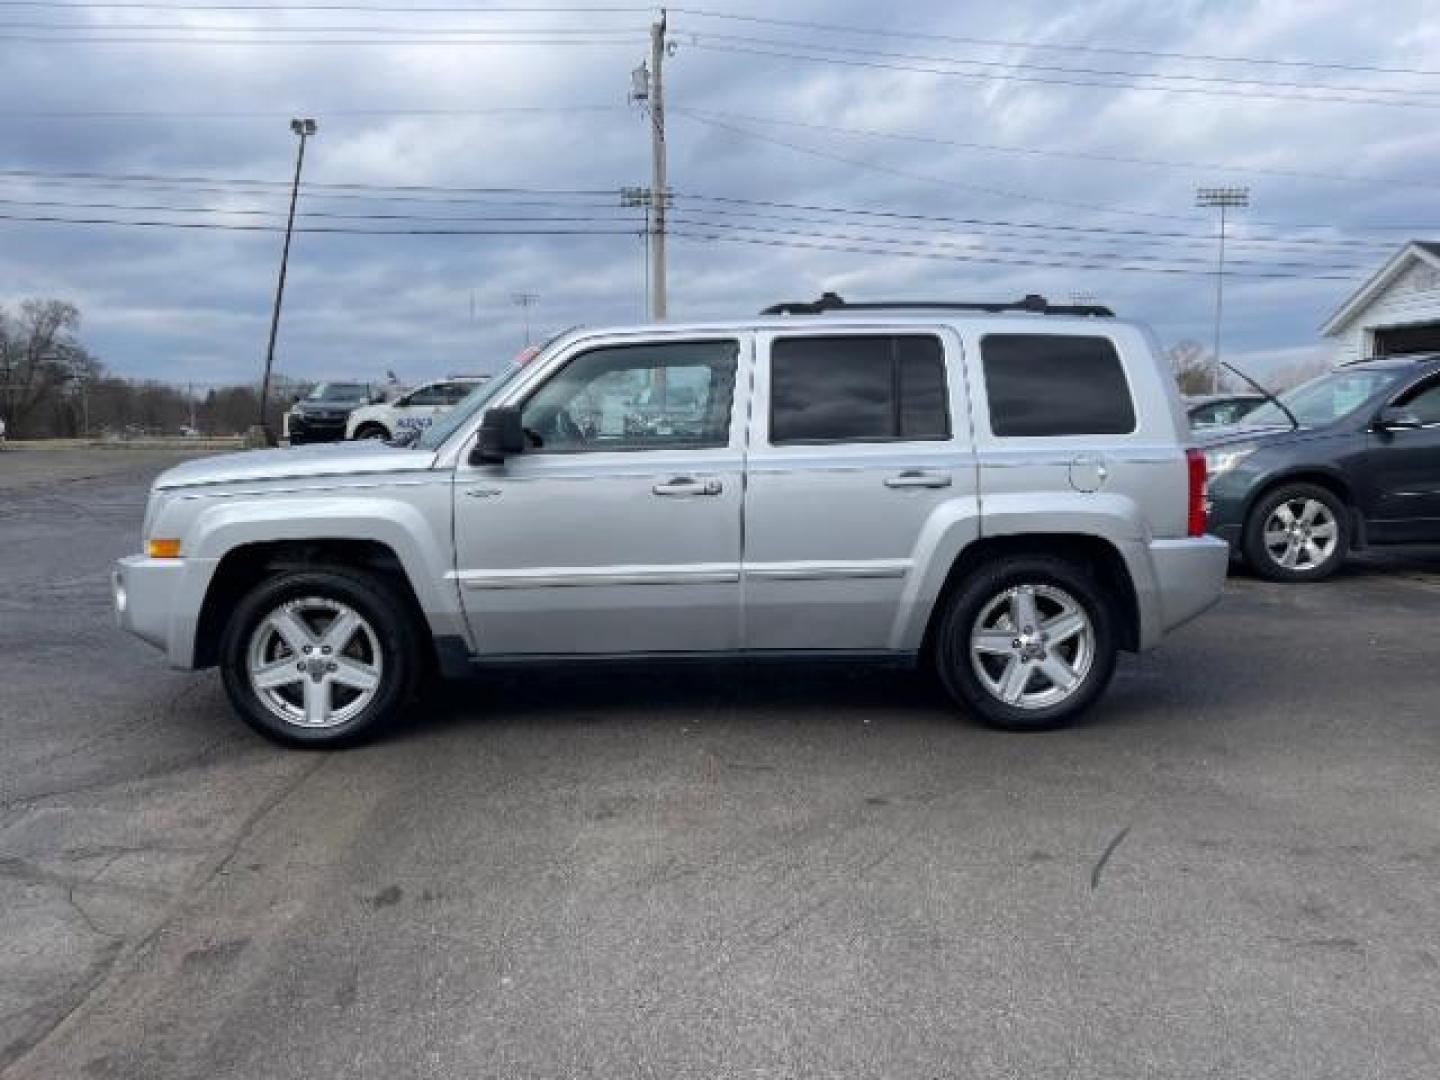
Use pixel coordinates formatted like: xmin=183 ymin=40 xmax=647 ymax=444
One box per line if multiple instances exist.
xmin=1204 ymin=443 xmax=1257 ymax=480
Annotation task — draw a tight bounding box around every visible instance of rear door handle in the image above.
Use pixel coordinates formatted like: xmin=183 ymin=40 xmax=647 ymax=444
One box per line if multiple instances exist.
xmin=884 ymin=470 xmax=952 ymax=489
xmin=652 ymin=476 xmax=723 ymax=497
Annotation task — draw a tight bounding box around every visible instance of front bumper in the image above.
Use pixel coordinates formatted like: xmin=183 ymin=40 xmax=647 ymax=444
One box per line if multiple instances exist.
xmin=286 ymin=417 xmax=348 ymax=444
xmin=113 ymin=554 xmax=219 ymax=668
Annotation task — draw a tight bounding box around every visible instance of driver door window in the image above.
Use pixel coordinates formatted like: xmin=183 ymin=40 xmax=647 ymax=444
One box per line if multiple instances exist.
xmin=520 ymin=341 xmax=738 ymax=453
xmin=1398 ymin=381 xmax=1440 ymax=425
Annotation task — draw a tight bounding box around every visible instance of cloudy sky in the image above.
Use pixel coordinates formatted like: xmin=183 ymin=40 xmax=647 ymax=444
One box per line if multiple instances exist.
xmin=2 ymin=0 xmax=1438 ymax=388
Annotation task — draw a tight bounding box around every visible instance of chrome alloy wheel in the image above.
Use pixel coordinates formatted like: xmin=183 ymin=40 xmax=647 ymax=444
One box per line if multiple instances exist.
xmin=1262 ymin=497 xmax=1339 ymax=571
xmin=969 ymin=583 xmax=1095 ymax=710
xmin=246 ymin=597 xmax=383 ymax=729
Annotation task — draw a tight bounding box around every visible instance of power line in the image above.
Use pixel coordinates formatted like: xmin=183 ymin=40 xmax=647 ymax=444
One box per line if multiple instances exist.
xmin=0 ymin=104 xmax=623 ymax=120
xmin=685 ymin=38 xmax=1440 ymax=111
xmin=0 ymin=19 xmax=639 ymax=32
xmin=677 ymin=108 xmax=1440 ymax=194
xmin=0 ymin=32 xmax=643 ymax=43
xmin=0 ymin=2 xmax=648 ymax=10
xmin=0 ymin=166 xmax=1413 ymax=246
xmin=0 ymin=195 xmax=643 ymax=224
xmin=666 ymin=200 xmax=1396 ymax=257
xmin=0 ymin=198 xmax=1374 ymax=275
xmin=677 ymin=110 xmax=1203 ymax=223
xmin=688 ymin=32 xmax=1440 ymax=101
xmin=668 ymin=227 xmax=1367 ymax=281
xmin=0 ymin=190 xmax=1380 ymax=262
xmin=676 ymin=114 xmax=1440 ymax=235
xmin=6 ymin=0 xmax=1428 ymax=83
xmin=665 ymin=216 xmax=1371 ymax=273
xmin=669 ymin=7 xmax=1440 ymax=79
xmin=0 ymin=210 xmax=640 ymax=234
xmin=0 ymin=166 xmax=621 ymax=196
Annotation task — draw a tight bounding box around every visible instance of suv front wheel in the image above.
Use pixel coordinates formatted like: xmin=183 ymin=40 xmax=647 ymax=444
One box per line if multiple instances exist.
xmin=219 ymin=568 xmax=422 ymax=747
xmin=933 ymin=556 xmax=1118 ymax=731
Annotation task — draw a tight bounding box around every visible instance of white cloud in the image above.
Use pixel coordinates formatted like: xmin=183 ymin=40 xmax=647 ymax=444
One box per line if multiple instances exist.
xmin=1 ymin=0 xmax=1434 ymax=384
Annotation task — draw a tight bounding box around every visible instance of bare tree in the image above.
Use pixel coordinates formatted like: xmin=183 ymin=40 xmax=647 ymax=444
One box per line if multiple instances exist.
xmin=0 ymin=299 xmax=91 ymax=437
xmin=1166 ymin=340 xmax=1214 ymax=396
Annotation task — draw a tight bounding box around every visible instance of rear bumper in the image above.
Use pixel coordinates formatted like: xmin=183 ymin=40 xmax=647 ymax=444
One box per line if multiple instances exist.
xmin=1129 ymin=535 xmax=1229 ymax=649
xmin=113 ymin=554 xmax=219 ymax=669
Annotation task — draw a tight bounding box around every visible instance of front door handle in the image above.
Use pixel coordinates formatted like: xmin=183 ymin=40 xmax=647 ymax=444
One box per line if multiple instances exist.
xmin=884 ymin=470 xmax=952 ymax=489
xmin=652 ymin=476 xmax=723 ymax=497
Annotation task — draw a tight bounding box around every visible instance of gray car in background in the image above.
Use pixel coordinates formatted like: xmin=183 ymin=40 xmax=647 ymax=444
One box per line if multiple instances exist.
xmin=1202 ymin=355 xmax=1440 ymax=580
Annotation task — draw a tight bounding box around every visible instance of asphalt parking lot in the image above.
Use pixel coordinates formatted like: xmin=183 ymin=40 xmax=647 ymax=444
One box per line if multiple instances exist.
xmin=2 ymin=447 xmax=1439 ymax=1079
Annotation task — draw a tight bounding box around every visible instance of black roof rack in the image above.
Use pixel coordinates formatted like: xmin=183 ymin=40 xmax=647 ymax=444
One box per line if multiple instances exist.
xmin=760 ymin=291 xmax=1114 ymax=318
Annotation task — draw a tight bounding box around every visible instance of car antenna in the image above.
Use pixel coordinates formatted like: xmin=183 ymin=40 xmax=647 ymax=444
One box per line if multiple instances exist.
xmin=1221 ymin=361 xmax=1300 ymax=431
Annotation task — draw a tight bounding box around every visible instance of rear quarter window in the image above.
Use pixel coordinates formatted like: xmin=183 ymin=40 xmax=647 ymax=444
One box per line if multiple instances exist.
xmin=981 ymin=334 xmax=1136 ymax=437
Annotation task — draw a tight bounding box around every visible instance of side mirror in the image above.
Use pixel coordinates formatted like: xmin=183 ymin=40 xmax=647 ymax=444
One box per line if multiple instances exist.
xmin=1376 ymin=406 xmax=1424 ymax=431
xmin=471 ymin=406 xmax=526 ymax=464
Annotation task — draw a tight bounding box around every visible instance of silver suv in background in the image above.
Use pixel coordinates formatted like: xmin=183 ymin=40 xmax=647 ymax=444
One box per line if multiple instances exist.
xmin=114 ymin=295 xmax=1227 ymax=747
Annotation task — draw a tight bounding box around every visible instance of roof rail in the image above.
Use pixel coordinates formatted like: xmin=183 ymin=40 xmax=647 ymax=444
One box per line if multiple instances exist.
xmin=759 ymin=291 xmax=1114 ymax=318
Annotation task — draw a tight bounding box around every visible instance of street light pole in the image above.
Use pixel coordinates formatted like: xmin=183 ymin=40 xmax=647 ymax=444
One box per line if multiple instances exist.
xmin=257 ymin=118 xmax=317 ymax=438
xmin=1196 ymin=186 xmax=1249 ymax=394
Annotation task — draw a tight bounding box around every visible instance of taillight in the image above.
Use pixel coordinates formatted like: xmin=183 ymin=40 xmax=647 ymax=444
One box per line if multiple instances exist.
xmin=1186 ymin=448 xmax=1207 ymax=537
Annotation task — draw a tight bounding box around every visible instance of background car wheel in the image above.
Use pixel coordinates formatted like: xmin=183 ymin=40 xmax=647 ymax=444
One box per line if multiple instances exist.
xmin=933 ymin=555 xmax=1118 ymax=731
xmin=1242 ymin=483 xmax=1349 ymax=582
xmin=353 ymin=423 xmax=390 ymax=441
xmin=219 ymin=568 xmax=422 ymax=747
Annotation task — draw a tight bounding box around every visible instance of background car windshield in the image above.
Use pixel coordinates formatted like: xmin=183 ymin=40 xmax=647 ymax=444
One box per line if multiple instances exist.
xmin=416 ymin=365 xmax=521 ymax=450
xmin=1240 ymin=368 xmax=1405 ymax=428
xmin=307 ymin=382 xmax=368 ymax=402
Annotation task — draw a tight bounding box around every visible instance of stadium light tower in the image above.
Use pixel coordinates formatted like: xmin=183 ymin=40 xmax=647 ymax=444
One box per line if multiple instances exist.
xmin=257 ymin=117 xmax=317 ymax=440
xmin=1196 ymin=186 xmax=1249 ymax=394
xmin=511 ymin=291 xmax=539 ymax=348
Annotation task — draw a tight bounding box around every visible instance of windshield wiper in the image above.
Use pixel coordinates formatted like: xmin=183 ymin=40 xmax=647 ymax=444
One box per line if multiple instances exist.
xmin=1222 ymin=362 xmax=1300 ymax=431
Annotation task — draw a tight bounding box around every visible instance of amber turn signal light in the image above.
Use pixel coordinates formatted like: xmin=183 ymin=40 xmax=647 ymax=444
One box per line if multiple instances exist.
xmin=146 ymin=538 xmax=182 ymax=559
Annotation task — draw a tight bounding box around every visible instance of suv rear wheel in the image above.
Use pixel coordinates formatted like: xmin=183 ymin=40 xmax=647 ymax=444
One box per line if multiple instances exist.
xmin=933 ymin=555 xmax=1118 ymax=731
xmin=219 ymin=568 xmax=422 ymax=747
xmin=1242 ymin=482 xmax=1349 ymax=582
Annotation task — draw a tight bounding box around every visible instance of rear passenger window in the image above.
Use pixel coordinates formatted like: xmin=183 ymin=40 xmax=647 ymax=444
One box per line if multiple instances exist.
xmin=981 ymin=334 xmax=1135 ymax=437
xmin=771 ymin=335 xmax=949 ymax=444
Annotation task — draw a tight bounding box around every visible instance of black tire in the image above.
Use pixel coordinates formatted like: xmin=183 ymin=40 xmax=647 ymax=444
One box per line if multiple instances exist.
xmin=219 ymin=567 xmax=423 ymax=748
xmin=932 ymin=555 xmax=1119 ymax=731
xmin=1242 ymin=482 xmax=1350 ymax=582
xmin=353 ymin=423 xmax=390 ymax=441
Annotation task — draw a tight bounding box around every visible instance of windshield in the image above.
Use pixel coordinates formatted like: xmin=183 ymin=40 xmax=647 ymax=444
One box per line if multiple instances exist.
xmin=1238 ymin=367 xmax=1406 ymax=429
xmin=415 ymin=363 xmax=524 ymax=450
xmin=307 ymin=382 xmax=369 ymax=403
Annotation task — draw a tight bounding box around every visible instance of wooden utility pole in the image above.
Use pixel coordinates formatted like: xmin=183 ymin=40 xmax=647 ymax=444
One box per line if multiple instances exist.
xmin=648 ymin=10 xmax=668 ymax=321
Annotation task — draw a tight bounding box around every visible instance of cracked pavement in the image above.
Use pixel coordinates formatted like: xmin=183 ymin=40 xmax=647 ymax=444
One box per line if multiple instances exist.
xmin=2 ymin=447 xmax=1439 ymax=1079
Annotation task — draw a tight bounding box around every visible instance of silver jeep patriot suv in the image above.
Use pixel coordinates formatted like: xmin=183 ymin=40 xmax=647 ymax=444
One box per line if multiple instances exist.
xmin=113 ymin=294 xmax=1227 ymax=746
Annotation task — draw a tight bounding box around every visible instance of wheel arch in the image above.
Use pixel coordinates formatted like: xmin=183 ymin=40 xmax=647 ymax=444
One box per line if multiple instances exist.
xmin=1240 ymin=468 xmax=1360 ymax=548
xmin=917 ymin=533 xmax=1142 ymax=659
xmin=351 ymin=419 xmax=393 ymax=440
xmin=194 ymin=537 xmax=431 ymax=670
